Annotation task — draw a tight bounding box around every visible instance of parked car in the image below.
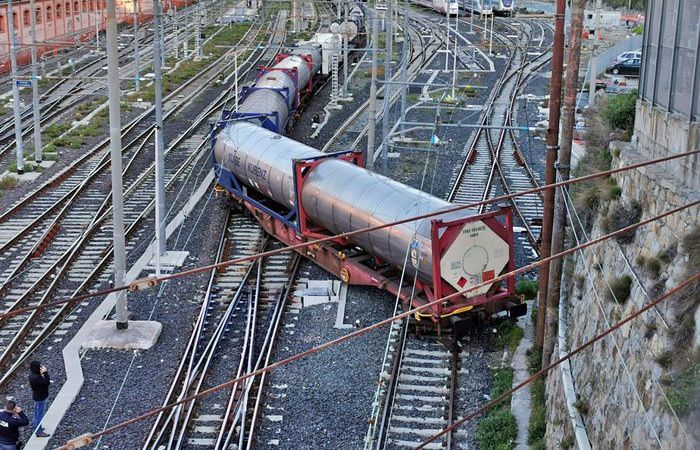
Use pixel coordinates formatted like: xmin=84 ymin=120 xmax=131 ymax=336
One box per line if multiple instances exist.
xmin=607 ymin=58 xmax=641 ymax=76
xmin=615 ymin=49 xmax=642 ymax=63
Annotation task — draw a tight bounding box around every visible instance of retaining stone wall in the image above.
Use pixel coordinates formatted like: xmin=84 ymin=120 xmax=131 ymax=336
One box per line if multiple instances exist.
xmin=544 ymin=139 xmax=699 ymax=449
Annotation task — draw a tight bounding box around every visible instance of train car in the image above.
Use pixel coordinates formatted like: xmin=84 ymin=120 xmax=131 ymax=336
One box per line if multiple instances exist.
xmin=462 ymin=0 xmax=493 ymax=16
xmin=212 ymin=124 xmax=522 ymax=328
xmin=211 ymin=3 xmax=521 ymax=330
xmin=492 ymin=0 xmax=514 ymax=16
xmin=413 ymin=0 xmax=460 ymax=16
xmin=228 ymin=9 xmax=364 ymax=133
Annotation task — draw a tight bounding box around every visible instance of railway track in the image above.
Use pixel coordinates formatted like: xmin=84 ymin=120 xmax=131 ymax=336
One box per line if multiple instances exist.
xmin=448 ymin=18 xmax=552 ymax=260
xmin=364 ymin=16 xmax=554 ymax=450
xmin=322 ymin=9 xmax=443 ymax=153
xmin=0 ymin=10 xmax=286 ymax=387
xmin=367 ymin=315 xmax=461 ymax=450
xmin=0 ymin=0 xmax=238 ymax=163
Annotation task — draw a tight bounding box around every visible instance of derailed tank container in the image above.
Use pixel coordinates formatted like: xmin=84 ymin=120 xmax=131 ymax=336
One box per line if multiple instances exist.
xmin=213 ymin=122 xmax=512 ymax=299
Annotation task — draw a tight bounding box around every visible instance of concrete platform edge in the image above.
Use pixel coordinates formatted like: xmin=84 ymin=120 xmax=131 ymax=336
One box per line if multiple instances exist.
xmin=24 ymin=171 xmax=215 ymax=450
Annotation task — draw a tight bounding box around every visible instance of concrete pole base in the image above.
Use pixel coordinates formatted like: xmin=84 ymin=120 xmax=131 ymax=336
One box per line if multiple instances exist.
xmin=82 ymin=320 xmax=162 ymax=350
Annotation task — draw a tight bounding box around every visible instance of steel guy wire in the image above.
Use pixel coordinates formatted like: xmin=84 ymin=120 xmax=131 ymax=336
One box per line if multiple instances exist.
xmin=0 ymin=149 xmax=698 ymax=322
xmin=412 ymin=274 xmax=700 ymax=450
xmin=53 ymin=201 xmax=700 ymax=448
xmin=558 ymin=185 xmax=663 ymax=447
xmin=558 ymin=176 xmax=693 ymax=445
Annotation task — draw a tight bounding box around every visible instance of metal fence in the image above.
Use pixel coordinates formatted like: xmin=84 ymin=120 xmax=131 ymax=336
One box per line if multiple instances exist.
xmin=582 ymin=35 xmax=643 ymax=86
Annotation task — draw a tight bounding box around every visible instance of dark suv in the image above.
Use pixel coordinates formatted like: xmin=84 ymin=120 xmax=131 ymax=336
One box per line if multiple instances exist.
xmin=607 ymin=58 xmax=641 ymax=77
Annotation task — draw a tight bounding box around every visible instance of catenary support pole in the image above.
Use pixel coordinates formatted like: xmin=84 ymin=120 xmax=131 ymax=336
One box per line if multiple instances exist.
xmin=381 ymin=0 xmax=393 ymax=175
xmin=30 ymin=0 xmax=42 ymax=163
xmin=489 ymin=12 xmax=493 ymax=55
xmin=588 ymin=0 xmax=602 ymax=107
xmin=195 ymin=4 xmax=202 ymax=59
xmin=153 ymin=0 xmax=167 ymax=275
xmin=160 ymin=0 xmax=167 ymax=65
xmin=535 ymin=0 xmax=567 ymax=351
xmin=444 ymin=4 xmax=449 ymax=71
xmin=133 ymin=0 xmax=140 ymax=92
xmin=8 ymin=0 xmax=25 ymax=174
xmin=542 ymin=0 xmax=585 ymax=368
xmin=366 ymin=9 xmax=380 ymax=170
xmin=234 ymin=51 xmax=239 ymax=112
xmin=469 ymin=6 xmax=473 ymax=34
xmin=106 ymin=0 xmax=129 ymax=330
xmin=342 ymin=1 xmax=349 ymax=98
xmin=184 ymin=8 xmax=189 ymax=57
xmin=399 ymin=0 xmax=409 ymax=133
xmin=96 ymin=0 xmax=101 ymax=52
xmin=451 ymin=6 xmax=458 ymax=99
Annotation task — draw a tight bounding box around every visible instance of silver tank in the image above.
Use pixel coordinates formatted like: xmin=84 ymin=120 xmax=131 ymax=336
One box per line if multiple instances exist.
xmin=236 ymin=50 xmax=322 ymax=129
xmin=214 ymin=122 xmax=474 ymax=284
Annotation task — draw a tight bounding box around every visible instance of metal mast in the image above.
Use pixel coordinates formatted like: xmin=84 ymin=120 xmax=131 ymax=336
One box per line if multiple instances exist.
xmin=106 ymin=0 xmax=129 ymax=329
xmin=30 ymin=0 xmax=42 ymax=163
xmin=380 ymin=0 xmax=394 ymax=175
xmin=399 ymin=0 xmax=409 ymax=133
xmin=366 ymin=8 xmax=380 ymax=170
xmin=542 ymin=0 xmax=586 ymax=367
xmin=8 ymin=0 xmax=25 ymax=174
xmin=153 ymin=0 xmax=167 ymax=274
xmin=536 ymin=0 xmax=567 ymax=351
xmin=133 ymin=0 xmax=140 ymax=92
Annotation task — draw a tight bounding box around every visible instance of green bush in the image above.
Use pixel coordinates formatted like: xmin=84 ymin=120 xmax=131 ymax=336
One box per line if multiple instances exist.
xmin=497 ymin=321 xmax=524 ymax=353
xmin=527 ymin=347 xmax=542 ymax=374
xmin=601 ymin=90 xmax=637 ymax=136
xmin=516 ymin=279 xmax=539 ymax=300
xmin=672 ymin=227 xmax=700 ymax=349
xmin=655 ymin=350 xmax=673 ymax=369
xmin=603 ymin=200 xmax=642 ymax=244
xmin=8 ymin=161 xmax=39 ymax=173
xmin=645 ymin=257 xmax=662 ymax=278
xmin=571 ymin=147 xmax=615 ymax=232
xmin=560 ymin=434 xmax=575 ymax=449
xmin=528 ymin=377 xmax=546 ymax=446
xmin=0 ymin=174 xmax=18 ymax=190
xmin=476 ymin=408 xmax=518 ymax=450
xmin=607 ymin=275 xmax=633 ymax=303
xmin=573 ymin=397 xmax=589 ymax=415
xmin=44 ymin=122 xmax=70 ymax=139
xmin=665 ymin=359 xmax=700 ymax=416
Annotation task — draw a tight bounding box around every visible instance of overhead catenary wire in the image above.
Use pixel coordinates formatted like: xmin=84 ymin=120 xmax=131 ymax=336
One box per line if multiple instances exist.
xmin=53 ymin=200 xmax=699 ymax=449
xmin=412 ymin=271 xmax=700 ymax=450
xmin=0 ymin=149 xmax=698 ymax=323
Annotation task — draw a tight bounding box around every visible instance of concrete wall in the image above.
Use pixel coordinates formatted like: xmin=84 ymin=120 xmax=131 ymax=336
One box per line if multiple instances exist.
xmin=633 ymin=100 xmax=700 ymax=191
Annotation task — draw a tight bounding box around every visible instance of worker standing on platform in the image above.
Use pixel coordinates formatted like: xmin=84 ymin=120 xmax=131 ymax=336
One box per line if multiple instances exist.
xmin=0 ymin=400 xmax=29 ymax=449
xmin=28 ymin=361 xmax=51 ymax=438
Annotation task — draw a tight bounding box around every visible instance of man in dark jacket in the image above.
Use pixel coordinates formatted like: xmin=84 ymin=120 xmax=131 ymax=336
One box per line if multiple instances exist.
xmin=0 ymin=400 xmax=29 ymax=450
xmin=28 ymin=361 xmax=50 ymax=438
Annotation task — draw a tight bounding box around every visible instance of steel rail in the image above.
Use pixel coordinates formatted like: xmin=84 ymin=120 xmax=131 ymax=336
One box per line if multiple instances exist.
xmin=413 ymin=272 xmax=700 ymax=449
xmin=53 ymin=204 xmax=700 ymax=450
xmin=0 ymin=17 xmax=276 ymax=383
xmin=322 ymin=9 xmax=443 ymax=153
xmin=0 ymin=149 xmax=697 ymax=326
